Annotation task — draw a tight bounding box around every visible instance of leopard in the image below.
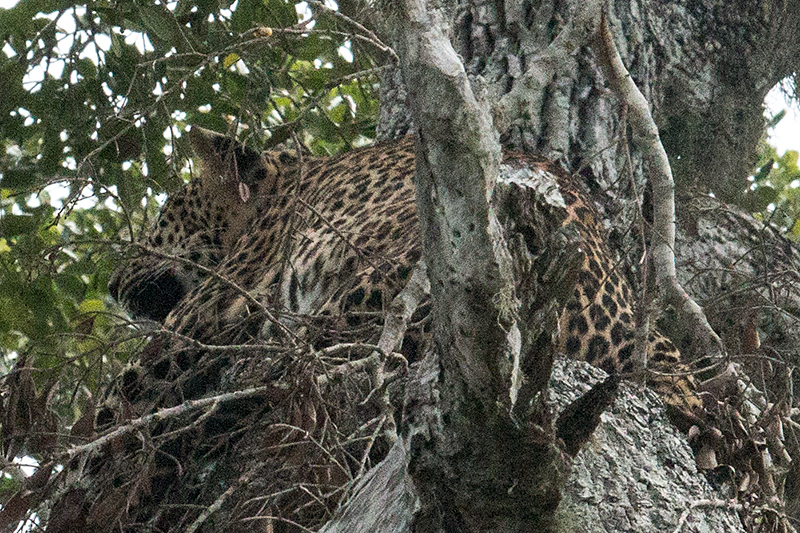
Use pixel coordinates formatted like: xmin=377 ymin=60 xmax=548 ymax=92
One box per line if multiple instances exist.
xmin=108 ymin=127 xmax=699 ymax=416
xmin=96 ymin=127 xmax=711 ymax=530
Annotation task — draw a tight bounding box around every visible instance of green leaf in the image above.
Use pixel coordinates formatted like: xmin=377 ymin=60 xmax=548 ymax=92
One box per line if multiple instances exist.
xmin=744 ymin=185 xmax=779 ymax=212
xmin=0 ymin=0 xmax=386 ymax=434
xmin=40 ymin=127 xmax=63 ymax=175
xmin=792 ymin=219 xmax=800 ymax=238
xmin=55 ymin=272 xmax=87 ymax=302
xmin=0 ymin=167 xmax=41 ymax=190
xmin=293 ymin=34 xmax=333 ymax=62
xmin=75 ymin=58 xmax=98 ymax=81
xmin=143 ymin=117 xmax=176 ymax=189
xmin=138 ymin=4 xmax=177 ymax=43
xmin=78 ymin=298 xmax=104 ymax=314
xmin=782 ymin=150 xmax=799 ymax=170
xmin=0 ymin=59 xmax=25 ymax=117
xmin=223 ymin=53 xmax=240 ymax=69
xmin=297 ymin=69 xmax=329 ymax=92
xmin=1 ymin=214 xmax=39 ymax=237
xmin=753 ymin=159 xmax=774 ymax=182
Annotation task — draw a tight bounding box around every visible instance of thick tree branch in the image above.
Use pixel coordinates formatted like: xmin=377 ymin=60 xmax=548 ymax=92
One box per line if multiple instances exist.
xmin=387 ymin=0 xmax=519 ymax=411
xmin=375 ymin=2 xmax=575 ymax=530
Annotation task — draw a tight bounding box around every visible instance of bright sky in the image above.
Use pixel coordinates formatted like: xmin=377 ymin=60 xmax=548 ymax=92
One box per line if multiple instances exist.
xmin=765 ymin=85 xmax=800 ymax=156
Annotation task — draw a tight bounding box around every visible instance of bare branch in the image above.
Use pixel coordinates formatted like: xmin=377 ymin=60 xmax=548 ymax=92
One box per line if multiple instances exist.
xmin=372 ymin=2 xmax=576 ymax=529
xmin=65 ymin=386 xmax=270 ymax=459
xmin=590 ymin=14 xmax=724 ymax=358
xmin=374 ymin=260 xmax=429 ymax=363
xmin=185 ymin=468 xmax=255 ymax=533
xmin=304 ymin=0 xmax=399 ymax=63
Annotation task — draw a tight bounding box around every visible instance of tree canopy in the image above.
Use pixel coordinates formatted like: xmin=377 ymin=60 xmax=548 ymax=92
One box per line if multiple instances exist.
xmin=1 ymin=0 xmax=800 ymax=529
xmin=1 ymin=0 xmax=387 ymax=403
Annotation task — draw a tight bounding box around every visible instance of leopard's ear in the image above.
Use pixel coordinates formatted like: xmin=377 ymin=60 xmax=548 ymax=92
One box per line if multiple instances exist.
xmin=188 ymin=127 xmax=267 ymax=188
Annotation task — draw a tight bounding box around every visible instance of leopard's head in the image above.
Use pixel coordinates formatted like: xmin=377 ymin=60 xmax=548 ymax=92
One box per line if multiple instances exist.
xmin=109 ymin=127 xmax=295 ymax=322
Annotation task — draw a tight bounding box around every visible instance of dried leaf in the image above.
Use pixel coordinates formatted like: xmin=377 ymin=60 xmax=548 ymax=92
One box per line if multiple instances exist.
xmin=223 ymin=53 xmax=240 ymax=68
xmin=88 ymin=487 xmax=128 ymax=528
xmin=25 ymin=462 xmax=53 ymax=490
xmin=0 ymin=490 xmax=32 ymax=531
xmin=140 ymin=336 xmax=164 ymax=366
xmin=46 ymin=487 xmax=88 ymax=533
xmin=738 ymin=471 xmax=751 ymax=493
xmin=695 ymin=444 xmax=718 ymax=470
xmin=70 ymin=403 xmax=96 ymax=444
xmin=238 ymin=181 xmax=251 ymax=203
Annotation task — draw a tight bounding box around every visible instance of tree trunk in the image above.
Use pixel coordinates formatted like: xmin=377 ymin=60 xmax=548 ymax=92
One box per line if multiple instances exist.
xmin=371 ymin=0 xmax=799 ymax=530
xmin=26 ymin=1 xmax=800 ymax=532
xmin=379 ymin=0 xmax=800 ymax=197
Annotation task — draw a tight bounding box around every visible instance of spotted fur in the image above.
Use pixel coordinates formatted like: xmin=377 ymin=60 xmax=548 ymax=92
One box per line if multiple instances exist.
xmin=109 ymin=129 xmax=698 ymax=413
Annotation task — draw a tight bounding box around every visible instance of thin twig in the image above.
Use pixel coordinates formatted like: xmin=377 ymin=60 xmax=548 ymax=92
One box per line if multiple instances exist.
xmin=305 ymin=0 xmax=398 ymax=63
xmin=185 ymin=468 xmax=254 ymax=533
xmin=65 ymin=386 xmax=270 ymax=459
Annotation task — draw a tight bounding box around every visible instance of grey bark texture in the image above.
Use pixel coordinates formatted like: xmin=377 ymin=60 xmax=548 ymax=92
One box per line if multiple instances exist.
xmin=378 ymin=0 xmax=800 ymax=203
xmin=590 ymin=12 xmax=723 ymax=362
xmin=317 ymin=358 xmax=745 ymax=533
xmin=674 ymin=196 xmax=800 ymax=357
xmin=551 ymin=359 xmax=743 ymax=533
xmin=369 ymin=0 xmax=800 ymax=531
xmin=315 ymin=175 xmax=800 ymax=533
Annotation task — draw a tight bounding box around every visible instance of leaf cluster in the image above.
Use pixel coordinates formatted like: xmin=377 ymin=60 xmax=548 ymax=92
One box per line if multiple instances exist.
xmin=744 ymin=112 xmax=800 ymax=237
xmin=0 ymin=0 xmax=385 ymax=475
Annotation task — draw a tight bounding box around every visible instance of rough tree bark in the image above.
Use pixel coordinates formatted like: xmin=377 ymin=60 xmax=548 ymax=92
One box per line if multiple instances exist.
xmin=378 ymin=0 xmax=800 ymax=200
xmin=356 ymin=0 xmax=800 ymax=530
xmin=379 ymin=2 xmax=542 ymax=530
xmin=21 ymin=1 xmax=800 ymax=532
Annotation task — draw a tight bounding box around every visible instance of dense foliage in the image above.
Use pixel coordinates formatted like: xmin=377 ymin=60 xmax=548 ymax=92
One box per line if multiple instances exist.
xmin=0 ymin=0 xmax=797 ymax=511
xmin=0 ymin=0 xmax=387 ymax=496
xmin=746 ymin=109 xmax=800 ymax=234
